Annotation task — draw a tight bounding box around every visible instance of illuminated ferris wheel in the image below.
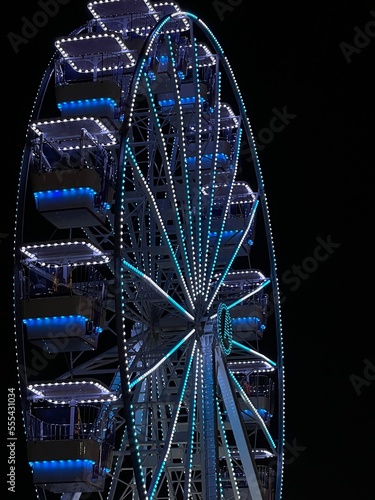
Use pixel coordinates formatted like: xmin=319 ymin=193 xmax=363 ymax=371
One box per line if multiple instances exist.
xmin=13 ymin=1 xmax=285 ymax=499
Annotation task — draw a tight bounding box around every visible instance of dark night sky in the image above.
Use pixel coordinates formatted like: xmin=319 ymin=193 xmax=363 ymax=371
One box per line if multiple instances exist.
xmin=2 ymin=2 xmax=374 ymax=499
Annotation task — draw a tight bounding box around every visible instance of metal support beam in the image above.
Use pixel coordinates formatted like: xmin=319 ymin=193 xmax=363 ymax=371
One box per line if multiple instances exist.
xmin=201 ymin=333 xmax=220 ymax=500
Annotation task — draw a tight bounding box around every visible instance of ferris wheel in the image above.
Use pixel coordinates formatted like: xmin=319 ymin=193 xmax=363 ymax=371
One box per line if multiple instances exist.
xmin=13 ymin=1 xmax=285 ymax=499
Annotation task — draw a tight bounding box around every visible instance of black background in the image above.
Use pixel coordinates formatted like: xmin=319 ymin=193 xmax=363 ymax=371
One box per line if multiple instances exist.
xmin=2 ymin=1 xmax=374 ymax=499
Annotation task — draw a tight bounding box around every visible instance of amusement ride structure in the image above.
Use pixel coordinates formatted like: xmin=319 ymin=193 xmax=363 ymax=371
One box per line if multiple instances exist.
xmin=13 ymin=1 xmax=285 ymax=498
